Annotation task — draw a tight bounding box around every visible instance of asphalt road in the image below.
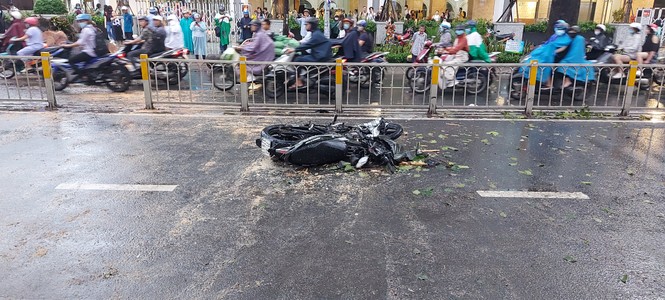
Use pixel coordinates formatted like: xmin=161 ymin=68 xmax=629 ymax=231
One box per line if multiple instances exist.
xmin=1 ymin=113 xmax=664 ymax=298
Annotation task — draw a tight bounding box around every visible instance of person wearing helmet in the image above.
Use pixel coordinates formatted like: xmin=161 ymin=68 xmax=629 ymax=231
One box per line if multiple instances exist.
xmin=557 ymin=25 xmax=595 ymax=87
xmin=61 ymin=14 xmax=98 ymax=78
xmin=438 ymin=21 xmax=452 ymax=48
xmin=180 ymin=10 xmax=194 ymax=52
xmin=338 ymin=18 xmax=353 ymax=39
xmin=637 ymin=24 xmax=660 ymax=64
xmin=611 ymin=22 xmax=643 ymax=78
xmin=2 ymin=10 xmax=24 ymax=53
xmin=357 ymin=20 xmax=373 ymax=56
xmin=285 ymin=17 xmax=332 ymax=88
xmin=125 ymin=16 xmax=164 ymax=67
xmin=238 ymin=10 xmax=253 ymax=42
xmin=146 ymin=7 xmax=159 ymax=29
xmin=297 ymin=9 xmax=311 ymax=39
xmin=465 ymin=20 xmax=491 ymax=62
xmin=214 ymin=5 xmax=232 ymax=52
xmin=521 ymin=20 xmax=573 ymax=87
xmin=190 ymin=13 xmax=207 ymax=59
xmin=14 ymin=17 xmax=43 ymax=58
xmin=337 ymin=18 xmax=362 ymax=62
xmin=410 ymin=25 xmax=427 ymax=57
xmin=165 ymin=15 xmax=184 ymax=50
xmin=120 ymin=6 xmax=133 ymax=41
xmin=587 ymin=24 xmax=610 ymax=60
xmin=236 ymin=19 xmax=274 ymax=76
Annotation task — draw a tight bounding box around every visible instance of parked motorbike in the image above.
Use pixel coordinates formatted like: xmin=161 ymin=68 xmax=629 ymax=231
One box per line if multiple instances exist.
xmin=50 ymin=51 xmax=131 ymax=92
xmin=486 ymin=27 xmax=515 ymax=43
xmin=258 ymin=117 xmax=415 ymax=171
xmin=405 ymin=41 xmax=436 ymax=81
xmin=117 ymin=44 xmax=189 ymax=85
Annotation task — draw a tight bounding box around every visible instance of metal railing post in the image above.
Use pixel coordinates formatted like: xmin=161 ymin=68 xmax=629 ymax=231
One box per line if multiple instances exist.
xmin=620 ymin=60 xmax=638 ymax=116
xmin=40 ymin=52 xmax=56 ymax=109
xmin=428 ymin=58 xmax=440 ymax=116
xmin=239 ymin=56 xmax=249 ymax=112
xmin=140 ymin=54 xmax=153 ymax=109
xmin=525 ymin=60 xmax=538 ymax=117
xmin=335 ymin=58 xmax=343 ymax=113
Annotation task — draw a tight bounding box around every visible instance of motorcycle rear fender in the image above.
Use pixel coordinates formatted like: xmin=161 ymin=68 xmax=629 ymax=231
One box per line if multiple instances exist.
xmin=284 ymin=135 xmax=348 ymax=166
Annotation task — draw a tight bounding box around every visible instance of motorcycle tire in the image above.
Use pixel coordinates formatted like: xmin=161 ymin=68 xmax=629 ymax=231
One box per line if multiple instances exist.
xmin=410 ymin=70 xmax=431 ymax=94
xmin=0 ymin=60 xmax=16 ymax=80
xmin=405 ymin=67 xmax=415 ymax=81
xmin=212 ymin=66 xmax=235 ymax=91
xmin=264 ymin=75 xmax=285 ymax=99
xmin=464 ymin=72 xmax=489 ymax=95
xmin=52 ymin=68 xmax=69 ymax=91
xmin=105 ymin=64 xmax=131 ymax=92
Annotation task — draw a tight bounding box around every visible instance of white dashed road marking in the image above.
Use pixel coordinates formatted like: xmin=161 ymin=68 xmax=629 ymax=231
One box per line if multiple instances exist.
xmin=476 ymin=191 xmax=589 ymax=199
xmin=56 ymin=183 xmax=177 ymax=192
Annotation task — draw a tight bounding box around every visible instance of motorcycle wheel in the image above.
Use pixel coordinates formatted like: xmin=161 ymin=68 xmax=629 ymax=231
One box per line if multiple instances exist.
xmin=212 ymin=66 xmax=235 ymax=91
xmin=0 ymin=61 xmax=16 ymax=79
xmin=105 ymin=64 xmax=131 ymax=92
xmin=464 ymin=72 xmax=488 ymax=95
xmin=264 ymin=75 xmax=285 ymax=99
xmin=165 ymin=62 xmax=189 ymax=85
xmin=52 ymin=68 xmax=69 ymax=91
xmin=405 ymin=67 xmax=415 ymax=80
xmin=383 ymin=123 xmax=404 ymax=140
xmin=410 ymin=70 xmax=431 ymax=94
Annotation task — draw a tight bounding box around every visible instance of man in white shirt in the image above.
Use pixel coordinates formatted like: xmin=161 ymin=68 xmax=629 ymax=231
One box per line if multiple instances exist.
xmin=62 ymin=14 xmax=97 ymax=76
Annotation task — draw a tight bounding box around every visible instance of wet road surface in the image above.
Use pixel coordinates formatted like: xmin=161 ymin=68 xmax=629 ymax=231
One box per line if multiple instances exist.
xmin=1 ymin=113 xmax=664 ymax=298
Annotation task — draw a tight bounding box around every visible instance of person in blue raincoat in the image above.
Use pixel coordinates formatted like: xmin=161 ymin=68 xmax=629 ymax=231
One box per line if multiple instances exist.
xmin=521 ymin=21 xmax=572 ymax=87
xmin=557 ymin=26 xmax=595 ymax=87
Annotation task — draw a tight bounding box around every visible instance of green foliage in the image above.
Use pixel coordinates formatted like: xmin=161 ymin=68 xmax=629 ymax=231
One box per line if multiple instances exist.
xmin=578 ymin=21 xmax=597 ymax=32
xmin=525 ymin=21 xmax=548 ymax=33
xmin=474 ymin=18 xmax=493 ymax=36
xmin=612 ymin=8 xmax=625 ymax=23
xmin=49 ymin=14 xmax=77 ymax=39
xmin=497 ymin=52 xmax=522 ymax=63
xmin=288 ymin=16 xmax=299 ymax=30
xmin=91 ymin=14 xmax=106 ymax=33
xmin=33 ymin=0 xmax=67 ymax=14
xmin=365 ymin=19 xmax=377 ymax=33
xmin=605 ymin=25 xmax=615 ymax=34
xmin=376 ymin=43 xmax=411 ymax=63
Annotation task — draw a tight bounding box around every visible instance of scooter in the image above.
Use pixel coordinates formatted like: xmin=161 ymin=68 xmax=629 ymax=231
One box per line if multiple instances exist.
xmin=50 ymin=50 xmax=131 ymax=92
xmin=116 ymin=44 xmax=189 ymax=85
xmin=262 ymin=51 xmax=338 ymax=99
xmin=410 ymin=52 xmax=499 ymax=95
xmin=347 ymin=51 xmax=390 ymax=87
xmin=405 ymin=40 xmax=436 ymax=81
xmin=0 ymin=42 xmax=69 ymax=79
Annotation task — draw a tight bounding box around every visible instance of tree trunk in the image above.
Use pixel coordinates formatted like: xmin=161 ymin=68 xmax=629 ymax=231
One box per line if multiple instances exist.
xmin=547 ymin=0 xmax=581 ymax=35
xmin=283 ymin=0 xmax=289 ymax=35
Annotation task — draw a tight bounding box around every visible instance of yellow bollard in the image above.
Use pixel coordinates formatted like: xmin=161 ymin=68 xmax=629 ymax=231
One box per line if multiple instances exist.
xmin=335 ymin=58 xmax=343 ymax=113
xmin=627 ymin=60 xmax=638 ymax=87
xmin=239 ymin=56 xmax=248 ymax=83
xmin=41 ymin=52 xmax=56 ymax=109
xmin=431 ymin=58 xmax=440 ymax=86
xmin=525 ymin=60 xmax=539 ymax=117
xmin=621 ymin=60 xmax=639 ymax=116
xmin=140 ymin=54 xmax=153 ymax=109
xmin=239 ymin=56 xmax=249 ymax=111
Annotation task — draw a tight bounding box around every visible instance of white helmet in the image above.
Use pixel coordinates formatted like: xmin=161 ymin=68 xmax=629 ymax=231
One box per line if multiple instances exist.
xmin=10 ymin=10 xmax=21 ymax=19
xmin=595 ymin=24 xmax=606 ymax=32
xmin=121 ymin=6 xmax=128 ymax=11
xmin=630 ymin=22 xmax=641 ymax=30
xmin=440 ymin=21 xmax=451 ymax=29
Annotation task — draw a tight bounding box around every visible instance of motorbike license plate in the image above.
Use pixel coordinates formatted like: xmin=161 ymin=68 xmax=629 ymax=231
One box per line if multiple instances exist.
xmin=261 ymin=137 xmax=271 ymax=156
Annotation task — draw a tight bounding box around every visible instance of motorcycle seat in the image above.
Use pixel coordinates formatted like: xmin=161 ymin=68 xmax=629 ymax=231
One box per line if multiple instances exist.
xmin=149 ymin=51 xmax=166 ymax=58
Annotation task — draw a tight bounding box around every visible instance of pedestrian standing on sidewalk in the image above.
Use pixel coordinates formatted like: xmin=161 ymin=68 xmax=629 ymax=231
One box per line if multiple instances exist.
xmin=190 ymin=13 xmax=207 ymax=59
xmin=180 ymin=10 xmax=194 ymax=53
xmin=121 ymin=6 xmax=133 ymax=40
xmin=165 ymin=14 xmax=184 ymax=50
xmin=214 ymin=5 xmax=232 ymax=52
xmin=104 ymin=5 xmax=115 ymax=41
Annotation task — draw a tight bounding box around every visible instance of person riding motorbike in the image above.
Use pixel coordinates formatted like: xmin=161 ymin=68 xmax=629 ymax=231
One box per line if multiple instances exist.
xmin=2 ymin=10 xmax=24 ymax=53
xmin=285 ymin=17 xmax=332 ymax=88
xmin=438 ymin=25 xmax=470 ymax=87
xmin=338 ymin=18 xmax=353 ymax=39
xmin=521 ymin=20 xmax=572 ymax=87
xmin=611 ymin=22 xmax=643 ymax=78
xmin=357 ymin=20 xmax=374 ymax=56
xmin=465 ymin=20 xmax=491 ymax=62
xmin=125 ymin=16 xmax=166 ymax=69
xmin=147 ymin=7 xmax=158 ymax=29
xmin=586 ymin=24 xmax=610 ymax=60
xmin=61 ymin=14 xmax=97 ymax=78
xmin=336 ymin=19 xmax=362 ymax=62
xmin=14 ymin=17 xmax=43 ymax=58
xmin=437 ymin=21 xmax=452 ymax=49
xmin=236 ymin=19 xmax=274 ymax=75
xmin=637 ymin=24 xmax=660 ymax=64
xmin=556 ymin=25 xmax=595 ymax=88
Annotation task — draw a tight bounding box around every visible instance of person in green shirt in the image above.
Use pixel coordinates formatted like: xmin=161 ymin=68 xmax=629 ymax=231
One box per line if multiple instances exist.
xmin=214 ymin=5 xmax=232 ymax=52
xmin=465 ymin=20 xmax=491 ymax=63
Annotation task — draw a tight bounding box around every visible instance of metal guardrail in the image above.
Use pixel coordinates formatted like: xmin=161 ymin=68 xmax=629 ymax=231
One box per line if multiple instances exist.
xmin=0 ymin=53 xmax=56 ymax=109
xmin=141 ymin=56 xmax=665 ymax=117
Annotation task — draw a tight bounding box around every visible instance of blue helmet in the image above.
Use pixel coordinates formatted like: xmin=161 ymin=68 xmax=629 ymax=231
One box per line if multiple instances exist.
xmin=76 ymin=14 xmax=91 ymax=21
xmin=149 ymin=7 xmax=158 ymax=15
xmin=466 ymin=20 xmax=477 ymax=28
xmin=357 ymin=20 xmax=367 ymax=27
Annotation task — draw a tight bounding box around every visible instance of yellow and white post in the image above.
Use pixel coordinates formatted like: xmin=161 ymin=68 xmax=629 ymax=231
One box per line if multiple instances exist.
xmin=428 ymin=58 xmax=440 ymax=115
xmin=525 ymin=60 xmax=538 ymax=117
xmin=239 ymin=56 xmax=249 ymax=112
xmin=335 ymin=58 xmax=343 ymax=113
xmin=621 ymin=60 xmax=638 ymax=116
xmin=41 ymin=52 xmax=56 ymax=109
xmin=140 ymin=54 xmax=153 ymax=109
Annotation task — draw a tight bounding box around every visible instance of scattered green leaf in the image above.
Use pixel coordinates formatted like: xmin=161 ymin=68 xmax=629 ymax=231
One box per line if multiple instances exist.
xmin=510 ymin=157 xmax=518 ymax=161
xmin=593 ymin=217 xmax=602 ymax=223
xmin=413 ymin=248 xmax=421 ymax=255
xmin=486 ymin=131 xmax=500 ymax=137
xmin=441 ymin=146 xmax=459 ymax=151
xmin=455 ymin=183 xmax=466 ymax=188
xmin=499 ymin=212 xmax=507 ymax=218
xmin=518 ymin=169 xmax=533 ymax=176
xmin=480 ymin=139 xmax=490 ymax=145
xmin=627 ymin=169 xmax=635 ymax=176
xmin=412 ymin=189 xmax=421 ymax=195
xmin=416 ymin=273 xmax=429 ymax=281
xmin=358 ymin=172 xmax=369 ymax=178
xmin=343 ymin=164 xmax=355 ymax=172
xmin=581 ymin=181 xmax=592 ymax=185
xmin=429 ymin=140 xmax=437 ymax=144
xmin=563 ymin=255 xmax=577 ymax=263
xmin=619 ymin=274 xmax=628 ymax=283
xmin=509 ymin=162 xmax=518 ymax=166
xmin=413 ymin=173 xmax=421 ymax=178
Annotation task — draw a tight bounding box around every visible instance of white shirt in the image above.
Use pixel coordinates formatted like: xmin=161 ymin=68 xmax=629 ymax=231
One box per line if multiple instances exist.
xmin=165 ymin=21 xmax=184 ymax=49
xmin=433 ymin=14 xmax=441 ymax=22
xmin=76 ymin=26 xmax=97 ymax=57
xmin=25 ymin=26 xmax=44 ymax=48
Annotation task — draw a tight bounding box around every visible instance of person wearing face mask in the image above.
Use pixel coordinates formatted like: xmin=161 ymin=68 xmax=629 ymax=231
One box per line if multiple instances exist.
xmin=436 ymin=21 xmax=452 ymax=52
xmin=521 ymin=21 xmax=572 ymax=88
xmin=586 ymin=24 xmax=610 ymax=60
xmin=338 ymin=18 xmax=353 ymax=39
xmin=438 ymin=25 xmax=470 ymax=87
xmin=14 ymin=17 xmax=44 ymax=58
xmin=465 ymin=20 xmax=490 ymax=62
xmin=611 ymin=23 xmax=643 ymax=78
xmin=330 ymin=15 xmax=341 ymax=38
xmin=61 ymin=14 xmax=97 ymax=78
xmin=556 ymin=26 xmax=595 ymax=88
xmin=337 ymin=19 xmax=362 ymax=62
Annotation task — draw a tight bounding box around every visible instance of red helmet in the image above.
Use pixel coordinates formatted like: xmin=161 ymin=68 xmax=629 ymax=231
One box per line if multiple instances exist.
xmin=342 ymin=18 xmax=354 ymax=24
xmin=650 ymin=23 xmax=659 ymax=29
xmin=25 ymin=17 xmax=39 ymax=26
